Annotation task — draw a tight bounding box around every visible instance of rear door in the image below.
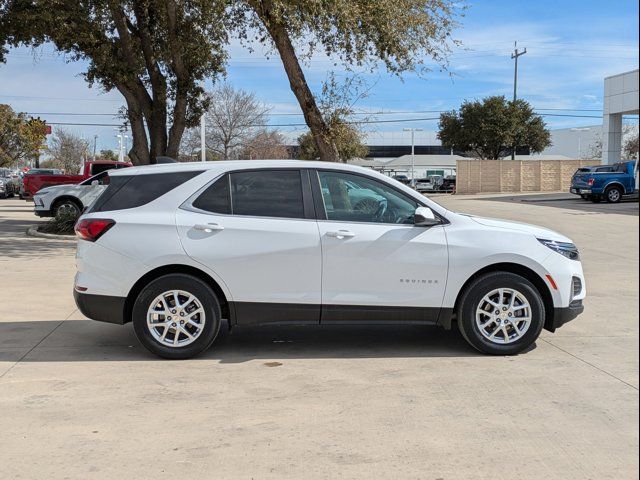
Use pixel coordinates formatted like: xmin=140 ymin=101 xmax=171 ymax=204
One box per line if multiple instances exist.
xmin=176 ymin=169 xmax=322 ymax=325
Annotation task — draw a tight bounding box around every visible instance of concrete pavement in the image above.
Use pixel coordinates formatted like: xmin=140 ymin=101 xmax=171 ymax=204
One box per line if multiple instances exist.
xmin=0 ymin=196 xmax=637 ymax=479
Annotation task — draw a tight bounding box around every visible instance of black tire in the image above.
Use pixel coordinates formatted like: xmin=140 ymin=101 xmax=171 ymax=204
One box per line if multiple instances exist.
xmin=580 ymin=194 xmax=587 ymax=199
xmin=457 ymin=272 xmax=545 ymax=355
xmin=604 ymin=185 xmax=623 ymax=203
xmin=132 ymin=273 xmax=221 ymax=359
xmin=52 ymin=198 xmax=82 ymax=218
xmin=0 ymin=192 xmax=6 ymax=199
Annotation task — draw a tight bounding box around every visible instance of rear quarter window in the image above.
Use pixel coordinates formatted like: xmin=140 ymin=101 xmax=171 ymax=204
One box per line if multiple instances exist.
xmin=91 ymin=171 xmax=203 ymax=212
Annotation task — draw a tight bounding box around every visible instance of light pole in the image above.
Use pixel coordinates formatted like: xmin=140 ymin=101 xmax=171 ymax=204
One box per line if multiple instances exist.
xmin=511 ymin=41 xmax=527 ymax=160
xmin=93 ymin=135 xmax=98 ymax=161
xmin=403 ymin=128 xmax=423 ymax=187
xmin=570 ymin=127 xmax=590 ymax=159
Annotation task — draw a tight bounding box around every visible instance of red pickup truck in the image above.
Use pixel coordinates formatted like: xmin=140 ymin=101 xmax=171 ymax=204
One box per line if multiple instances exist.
xmin=21 ymin=160 xmax=132 ymax=199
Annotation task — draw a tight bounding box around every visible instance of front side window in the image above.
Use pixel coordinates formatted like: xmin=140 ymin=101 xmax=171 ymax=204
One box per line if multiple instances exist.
xmin=318 ymin=171 xmax=418 ymax=224
xmin=80 ymin=171 xmax=110 ymax=186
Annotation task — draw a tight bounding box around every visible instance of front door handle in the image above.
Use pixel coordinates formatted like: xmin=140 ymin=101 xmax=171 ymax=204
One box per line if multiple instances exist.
xmin=194 ymin=223 xmax=224 ymax=233
xmin=326 ymin=230 xmax=355 ymax=239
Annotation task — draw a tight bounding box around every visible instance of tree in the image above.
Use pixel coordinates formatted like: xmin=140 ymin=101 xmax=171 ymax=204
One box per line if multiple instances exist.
xmin=0 ymin=0 xmax=228 ymax=165
xmin=438 ymin=96 xmax=551 ymax=160
xmin=623 ymin=126 xmax=639 ymax=159
xmin=0 ymin=104 xmax=47 ymax=167
xmin=98 ymin=149 xmax=118 ymax=162
xmin=203 ymin=84 xmax=271 ymax=160
xmin=233 ymin=0 xmax=459 ymax=162
xmin=47 ymin=128 xmax=90 ymax=173
xmin=241 ymin=129 xmax=289 ymax=159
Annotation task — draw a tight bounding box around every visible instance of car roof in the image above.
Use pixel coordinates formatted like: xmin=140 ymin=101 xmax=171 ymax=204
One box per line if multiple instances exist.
xmin=109 ymin=160 xmax=375 ymax=177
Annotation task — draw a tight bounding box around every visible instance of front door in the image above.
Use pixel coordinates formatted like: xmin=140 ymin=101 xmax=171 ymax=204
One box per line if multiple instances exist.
xmin=176 ymin=169 xmax=321 ymax=325
xmin=313 ymin=170 xmax=449 ymax=324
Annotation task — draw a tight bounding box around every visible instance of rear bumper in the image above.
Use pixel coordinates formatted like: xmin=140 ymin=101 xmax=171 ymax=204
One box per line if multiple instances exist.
xmin=548 ymin=300 xmax=584 ymax=332
xmin=74 ymin=290 xmax=127 ymax=325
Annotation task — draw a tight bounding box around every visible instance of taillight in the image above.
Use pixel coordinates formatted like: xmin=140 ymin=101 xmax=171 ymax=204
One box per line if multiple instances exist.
xmin=75 ymin=218 xmax=115 ymax=242
xmin=587 ymin=178 xmax=595 ymax=186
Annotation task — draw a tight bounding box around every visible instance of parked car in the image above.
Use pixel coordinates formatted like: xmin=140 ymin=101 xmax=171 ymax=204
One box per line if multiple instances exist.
xmin=19 ymin=168 xmax=63 ymax=198
xmin=0 ymin=168 xmax=18 ymax=198
xmin=570 ymin=161 xmax=638 ymax=203
xmin=33 ymin=170 xmax=115 ymax=218
xmin=415 ymin=178 xmax=433 ymax=192
xmin=74 ymin=160 xmax=585 ymax=359
xmin=441 ymin=175 xmax=457 ymax=192
xmin=21 ymin=161 xmax=132 ymax=200
xmin=392 ymin=174 xmax=411 ymax=185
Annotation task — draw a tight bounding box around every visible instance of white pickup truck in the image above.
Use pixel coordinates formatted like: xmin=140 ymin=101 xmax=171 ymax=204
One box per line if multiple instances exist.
xmin=33 ymin=171 xmax=110 ymax=218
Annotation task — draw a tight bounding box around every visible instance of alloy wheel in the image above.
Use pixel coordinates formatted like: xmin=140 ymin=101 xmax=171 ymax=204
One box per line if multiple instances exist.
xmin=475 ymin=288 xmax=532 ymax=344
xmin=146 ymin=290 xmax=206 ymax=347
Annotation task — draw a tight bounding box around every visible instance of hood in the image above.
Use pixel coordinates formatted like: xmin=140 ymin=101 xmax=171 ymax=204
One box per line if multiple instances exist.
xmin=36 ymin=184 xmax=81 ymax=196
xmin=464 ymin=214 xmax=573 ymax=243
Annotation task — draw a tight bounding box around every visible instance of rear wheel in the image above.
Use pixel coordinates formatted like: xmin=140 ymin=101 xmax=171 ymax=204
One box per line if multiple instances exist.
xmin=457 ymin=272 xmax=545 ymax=355
xmin=605 ymin=185 xmax=623 ymax=203
xmin=132 ymin=274 xmax=221 ymax=359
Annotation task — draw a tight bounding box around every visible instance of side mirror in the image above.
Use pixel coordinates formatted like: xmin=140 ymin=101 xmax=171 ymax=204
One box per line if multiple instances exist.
xmin=91 ymin=180 xmax=99 ymax=186
xmin=414 ymin=207 xmax=440 ymax=227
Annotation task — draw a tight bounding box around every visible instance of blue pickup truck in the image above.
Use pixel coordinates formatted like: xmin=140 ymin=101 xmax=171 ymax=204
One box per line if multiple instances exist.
xmin=570 ymin=160 xmax=638 ymax=203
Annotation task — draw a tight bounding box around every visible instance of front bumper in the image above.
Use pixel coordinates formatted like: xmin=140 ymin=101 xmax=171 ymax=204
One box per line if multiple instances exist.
xmin=74 ymin=290 xmax=127 ymax=325
xmin=34 ymin=207 xmax=53 ymax=217
xmin=548 ymin=300 xmax=584 ymax=332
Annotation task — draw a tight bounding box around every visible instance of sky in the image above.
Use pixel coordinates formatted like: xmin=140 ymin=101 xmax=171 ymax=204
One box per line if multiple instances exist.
xmin=0 ymin=0 xmax=638 ymax=152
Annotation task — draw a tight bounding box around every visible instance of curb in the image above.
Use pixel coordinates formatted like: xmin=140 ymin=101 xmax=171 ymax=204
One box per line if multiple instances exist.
xmin=26 ymin=226 xmax=77 ymax=242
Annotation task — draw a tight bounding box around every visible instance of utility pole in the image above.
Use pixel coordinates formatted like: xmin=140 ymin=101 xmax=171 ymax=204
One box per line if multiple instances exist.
xmin=200 ymin=113 xmax=206 ymax=162
xmin=403 ymin=128 xmax=423 ymax=187
xmin=511 ymin=41 xmax=527 ymax=160
xmin=93 ymin=135 xmax=98 ymax=161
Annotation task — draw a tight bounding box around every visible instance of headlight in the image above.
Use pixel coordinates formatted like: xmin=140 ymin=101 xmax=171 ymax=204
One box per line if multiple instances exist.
xmin=538 ymin=238 xmax=580 ymax=261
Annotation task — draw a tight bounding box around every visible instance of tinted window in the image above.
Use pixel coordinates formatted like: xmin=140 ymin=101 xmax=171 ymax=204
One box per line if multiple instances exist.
xmin=318 ymin=171 xmax=417 ymax=224
xmin=91 ymin=171 xmax=203 ymax=212
xmin=92 ymin=163 xmax=123 ymax=175
xmin=192 ymin=174 xmax=231 ymax=214
xmin=230 ymin=170 xmax=304 ymax=219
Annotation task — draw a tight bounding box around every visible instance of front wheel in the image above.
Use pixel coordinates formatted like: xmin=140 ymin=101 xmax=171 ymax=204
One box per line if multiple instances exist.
xmin=132 ymin=274 xmax=221 ymax=359
xmin=457 ymin=272 xmax=545 ymax=355
xmin=53 ymin=199 xmax=82 ymax=218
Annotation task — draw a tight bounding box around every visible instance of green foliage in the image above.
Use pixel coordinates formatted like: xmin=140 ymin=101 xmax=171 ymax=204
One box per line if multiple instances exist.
xmin=233 ymin=0 xmax=460 ymax=75
xmin=438 ymin=96 xmax=552 ymax=159
xmin=98 ymin=149 xmax=118 ymax=161
xmin=38 ymin=211 xmax=77 ymax=235
xmin=0 ymin=104 xmax=47 ymax=167
xmin=297 ymin=74 xmax=369 ymax=162
xmin=0 ymin=0 xmax=228 ymax=164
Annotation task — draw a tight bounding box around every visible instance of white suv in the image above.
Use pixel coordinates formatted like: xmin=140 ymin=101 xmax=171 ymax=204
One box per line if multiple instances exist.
xmin=73 ymin=161 xmax=585 ymax=359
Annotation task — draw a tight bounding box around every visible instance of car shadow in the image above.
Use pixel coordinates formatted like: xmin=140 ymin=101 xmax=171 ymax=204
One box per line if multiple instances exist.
xmin=0 ymin=319 xmax=503 ymax=363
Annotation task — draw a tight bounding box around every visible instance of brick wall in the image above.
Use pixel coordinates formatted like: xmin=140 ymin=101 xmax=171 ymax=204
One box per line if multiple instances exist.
xmin=455 ymin=159 xmax=598 ymax=194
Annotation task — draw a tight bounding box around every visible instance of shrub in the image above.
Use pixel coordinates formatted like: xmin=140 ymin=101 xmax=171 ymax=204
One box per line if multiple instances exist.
xmin=38 ymin=211 xmax=77 ymax=235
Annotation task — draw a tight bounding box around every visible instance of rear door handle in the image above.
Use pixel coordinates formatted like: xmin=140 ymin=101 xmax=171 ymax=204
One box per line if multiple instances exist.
xmin=194 ymin=223 xmax=224 ymax=233
xmin=326 ymin=230 xmax=355 ymax=239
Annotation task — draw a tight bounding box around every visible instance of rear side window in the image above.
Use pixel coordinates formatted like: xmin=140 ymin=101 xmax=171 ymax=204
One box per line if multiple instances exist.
xmin=91 ymin=171 xmax=203 ymax=212
xmin=231 ymin=170 xmax=304 ymax=218
xmin=191 ymin=170 xmax=304 ymax=219
xmin=192 ymin=174 xmax=231 ymax=214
